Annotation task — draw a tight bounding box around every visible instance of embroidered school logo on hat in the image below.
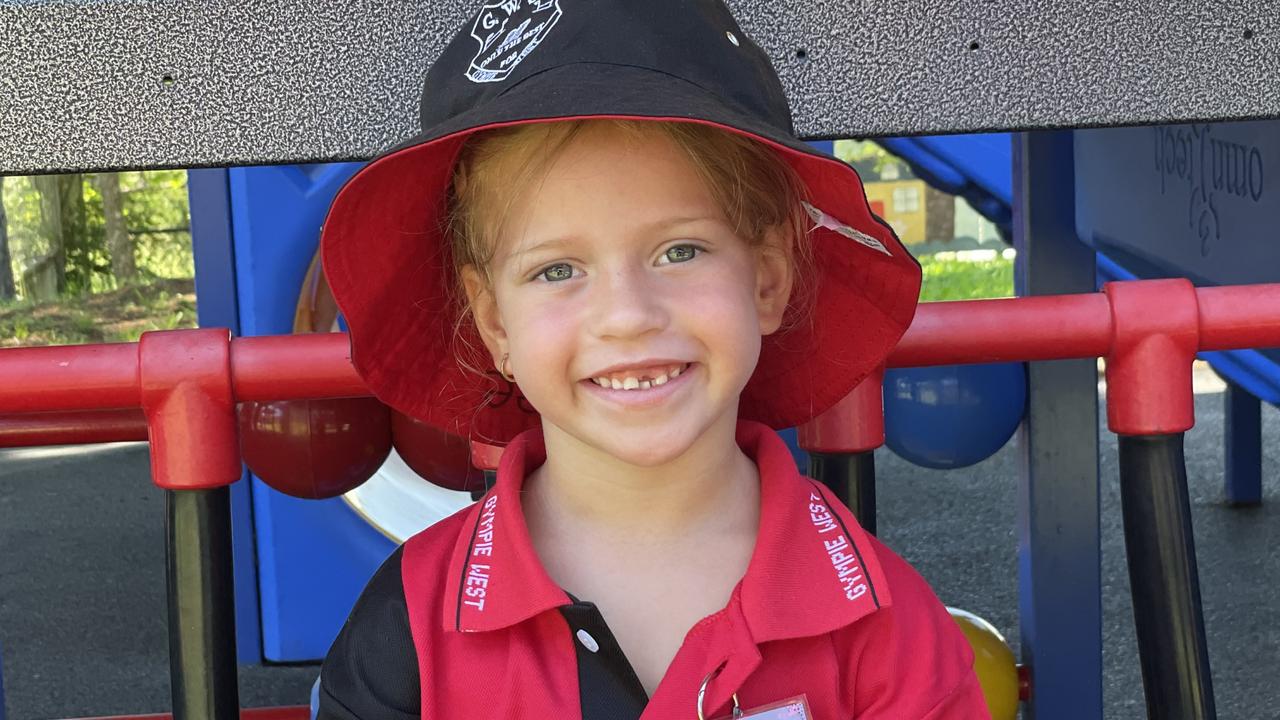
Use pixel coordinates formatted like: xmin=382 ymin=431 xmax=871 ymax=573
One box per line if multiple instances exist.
xmin=466 ymin=0 xmax=563 ymax=83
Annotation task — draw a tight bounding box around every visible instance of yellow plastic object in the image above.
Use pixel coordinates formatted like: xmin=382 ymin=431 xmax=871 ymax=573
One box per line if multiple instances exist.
xmin=947 ymin=607 xmax=1020 ymax=720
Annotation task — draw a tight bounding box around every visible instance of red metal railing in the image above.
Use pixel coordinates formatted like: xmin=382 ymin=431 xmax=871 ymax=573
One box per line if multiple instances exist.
xmin=5 ymin=280 xmax=1279 ymax=448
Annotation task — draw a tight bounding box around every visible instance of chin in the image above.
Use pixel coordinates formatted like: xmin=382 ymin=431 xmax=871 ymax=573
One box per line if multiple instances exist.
xmin=600 ymin=440 xmax=692 ymax=468
xmin=581 ymin=417 xmax=712 ymax=468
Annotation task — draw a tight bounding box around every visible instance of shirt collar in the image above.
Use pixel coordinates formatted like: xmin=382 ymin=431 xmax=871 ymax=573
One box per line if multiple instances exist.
xmin=443 ymin=425 xmax=568 ymax=633
xmin=442 ymin=419 xmax=890 ymax=636
xmin=734 ymin=420 xmax=891 ymax=643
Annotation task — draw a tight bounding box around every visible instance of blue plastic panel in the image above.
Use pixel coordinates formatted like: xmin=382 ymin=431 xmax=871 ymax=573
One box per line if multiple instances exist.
xmin=251 ymin=491 xmax=396 ymax=660
xmin=228 ymin=162 xmax=398 ymax=661
xmin=1076 ymin=121 xmax=1279 ymax=287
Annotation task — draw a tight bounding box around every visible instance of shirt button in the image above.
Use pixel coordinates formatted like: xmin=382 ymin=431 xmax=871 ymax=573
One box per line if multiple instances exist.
xmin=576 ymin=629 xmax=600 ymax=653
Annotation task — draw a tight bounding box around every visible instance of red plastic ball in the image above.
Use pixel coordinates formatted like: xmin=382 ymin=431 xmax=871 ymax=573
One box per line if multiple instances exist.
xmin=237 ymin=397 xmax=391 ymax=499
xmin=390 ymin=411 xmax=487 ymax=492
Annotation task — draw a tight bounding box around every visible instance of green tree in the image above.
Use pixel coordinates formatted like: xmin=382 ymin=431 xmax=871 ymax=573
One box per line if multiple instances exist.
xmin=5 ymin=170 xmax=192 ymax=299
xmin=835 ymin=140 xmax=911 ymax=180
xmin=31 ymin=175 xmax=67 ymax=294
xmin=32 ymin=173 xmax=110 ymax=295
xmin=93 ymin=173 xmax=137 ymax=283
xmin=115 ymin=170 xmax=193 ymax=281
xmin=924 ymin=185 xmax=956 ymax=243
xmin=0 ymin=176 xmax=14 ymax=301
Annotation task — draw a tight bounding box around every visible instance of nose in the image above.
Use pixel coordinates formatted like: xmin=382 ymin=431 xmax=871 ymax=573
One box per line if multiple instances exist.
xmin=587 ymin=263 xmax=669 ymax=340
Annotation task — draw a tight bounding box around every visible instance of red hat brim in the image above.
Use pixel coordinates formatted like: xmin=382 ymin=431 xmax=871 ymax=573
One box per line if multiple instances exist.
xmin=321 ymin=64 xmax=920 ymax=446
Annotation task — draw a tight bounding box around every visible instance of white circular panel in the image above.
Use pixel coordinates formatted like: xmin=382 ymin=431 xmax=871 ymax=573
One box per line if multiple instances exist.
xmin=342 ymin=448 xmax=474 ymax=543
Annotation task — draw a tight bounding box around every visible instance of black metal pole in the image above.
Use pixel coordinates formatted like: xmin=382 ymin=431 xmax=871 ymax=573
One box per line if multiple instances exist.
xmin=166 ymin=488 xmax=240 ymax=720
xmin=1117 ymin=433 xmax=1216 ymax=720
xmin=807 ymin=451 xmax=876 ymax=536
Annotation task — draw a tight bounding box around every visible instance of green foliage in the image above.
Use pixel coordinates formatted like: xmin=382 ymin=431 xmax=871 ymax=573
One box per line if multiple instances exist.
xmin=917 ymin=254 xmax=1014 ymax=302
xmin=2 ymin=169 xmax=192 ymax=300
xmin=119 ymin=170 xmax=195 ymax=281
xmin=63 ymin=174 xmax=112 ymax=295
xmin=81 ymin=175 xmax=112 ymax=293
xmin=833 ymin=140 xmax=912 ymax=180
xmin=835 ymin=140 xmax=893 ymax=170
xmin=0 ymin=278 xmax=196 ymax=346
xmin=2 ymin=176 xmax=47 ymax=272
xmin=2 ymin=166 xmax=194 ymax=346
xmin=0 ymin=296 xmax=101 ymax=346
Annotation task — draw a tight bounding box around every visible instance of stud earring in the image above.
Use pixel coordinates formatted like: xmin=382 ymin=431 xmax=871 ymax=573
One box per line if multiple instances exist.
xmin=499 ymin=353 xmax=515 ymax=382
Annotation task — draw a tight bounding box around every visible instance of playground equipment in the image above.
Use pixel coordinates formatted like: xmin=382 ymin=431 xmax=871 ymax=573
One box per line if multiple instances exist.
xmin=3 ymin=279 xmax=1279 ymax=720
xmin=4 ymin=1 xmax=1280 ymax=718
xmin=883 ymin=362 xmax=1027 ymax=470
xmin=948 ymin=607 xmax=1022 ymax=720
xmin=885 ymin=124 xmax=1280 ymax=504
xmin=237 ymin=397 xmax=391 ymax=500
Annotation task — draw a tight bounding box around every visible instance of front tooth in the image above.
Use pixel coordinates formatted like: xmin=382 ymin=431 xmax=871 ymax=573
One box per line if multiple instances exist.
xmin=610 ymin=378 xmax=624 ymax=390
xmin=622 ymin=377 xmax=640 ymax=390
xmin=653 ymin=373 xmax=668 ymax=386
xmin=639 ymin=380 xmax=651 ymax=389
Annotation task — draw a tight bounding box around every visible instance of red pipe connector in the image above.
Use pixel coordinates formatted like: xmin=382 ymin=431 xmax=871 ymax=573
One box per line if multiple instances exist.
xmin=139 ymin=328 xmax=241 ymax=490
xmin=798 ymin=367 xmax=885 ymax=453
xmin=1103 ymin=279 xmax=1200 ymax=435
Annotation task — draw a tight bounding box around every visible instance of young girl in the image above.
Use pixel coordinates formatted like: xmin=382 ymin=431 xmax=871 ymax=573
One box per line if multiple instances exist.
xmin=316 ymin=1 xmax=988 ymax=718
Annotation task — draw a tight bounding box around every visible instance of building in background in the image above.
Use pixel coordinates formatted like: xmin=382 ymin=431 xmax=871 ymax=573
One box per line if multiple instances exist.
xmin=837 ymin=140 xmax=1001 ymax=252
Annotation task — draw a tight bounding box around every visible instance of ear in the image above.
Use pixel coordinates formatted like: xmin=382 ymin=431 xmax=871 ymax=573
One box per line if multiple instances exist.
xmin=755 ymin=226 xmax=794 ymax=336
xmin=461 ymin=264 xmax=508 ymax=363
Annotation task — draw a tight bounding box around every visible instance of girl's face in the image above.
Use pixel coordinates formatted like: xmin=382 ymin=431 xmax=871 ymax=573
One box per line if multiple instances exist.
xmin=464 ymin=124 xmax=792 ymax=468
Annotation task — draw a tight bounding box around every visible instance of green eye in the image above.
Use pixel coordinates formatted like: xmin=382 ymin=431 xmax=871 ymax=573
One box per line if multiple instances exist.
xmin=663 ymin=245 xmax=699 ymax=263
xmin=538 ymin=263 xmax=574 ymax=282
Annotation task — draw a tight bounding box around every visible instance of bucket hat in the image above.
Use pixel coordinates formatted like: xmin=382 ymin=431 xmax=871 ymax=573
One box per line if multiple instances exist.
xmin=320 ymin=0 xmax=922 ymax=446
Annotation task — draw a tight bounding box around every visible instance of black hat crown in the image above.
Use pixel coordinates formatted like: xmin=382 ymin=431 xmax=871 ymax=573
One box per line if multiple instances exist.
xmin=420 ymin=0 xmax=794 ymax=136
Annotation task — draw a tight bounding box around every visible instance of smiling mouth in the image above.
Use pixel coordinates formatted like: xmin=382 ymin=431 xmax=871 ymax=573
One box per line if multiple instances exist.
xmin=588 ymin=363 xmax=692 ymax=391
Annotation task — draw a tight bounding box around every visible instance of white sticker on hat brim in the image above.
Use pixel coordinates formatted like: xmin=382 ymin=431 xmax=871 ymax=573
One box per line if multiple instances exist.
xmin=802 ymin=201 xmax=893 ymax=257
xmin=466 ymin=0 xmax=563 ymax=84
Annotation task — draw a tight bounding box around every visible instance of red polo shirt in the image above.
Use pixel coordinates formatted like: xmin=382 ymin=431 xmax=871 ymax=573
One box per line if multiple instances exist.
xmin=319 ymin=420 xmax=988 ymax=719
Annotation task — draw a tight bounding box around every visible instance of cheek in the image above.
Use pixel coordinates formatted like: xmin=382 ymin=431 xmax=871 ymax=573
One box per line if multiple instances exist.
xmin=679 ymin=268 xmax=764 ymax=360
xmin=501 ymin=294 xmax=581 ymax=374
xmin=687 ymin=256 xmax=762 ymax=321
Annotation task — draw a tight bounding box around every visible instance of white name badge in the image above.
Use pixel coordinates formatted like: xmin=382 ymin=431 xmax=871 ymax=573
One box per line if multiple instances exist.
xmin=709 ymin=694 xmax=813 ymax=719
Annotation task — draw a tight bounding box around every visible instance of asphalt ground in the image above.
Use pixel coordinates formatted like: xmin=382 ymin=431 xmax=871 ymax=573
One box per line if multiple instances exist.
xmin=1 ymin=373 xmax=1277 ymax=719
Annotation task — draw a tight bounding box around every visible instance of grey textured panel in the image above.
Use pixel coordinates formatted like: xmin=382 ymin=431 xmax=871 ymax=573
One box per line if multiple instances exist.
xmin=1 ymin=0 xmax=1278 ymax=174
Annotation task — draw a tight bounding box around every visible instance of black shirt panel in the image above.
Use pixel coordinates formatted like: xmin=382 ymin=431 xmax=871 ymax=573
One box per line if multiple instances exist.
xmin=318 ymin=550 xmax=652 ymax=720
xmin=317 ymin=545 xmax=421 ymax=720
xmin=560 ymin=595 xmax=650 ymax=720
